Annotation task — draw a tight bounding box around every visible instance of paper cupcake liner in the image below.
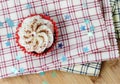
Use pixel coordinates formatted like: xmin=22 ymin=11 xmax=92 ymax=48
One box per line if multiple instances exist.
xmin=16 ymin=14 xmax=58 ymax=56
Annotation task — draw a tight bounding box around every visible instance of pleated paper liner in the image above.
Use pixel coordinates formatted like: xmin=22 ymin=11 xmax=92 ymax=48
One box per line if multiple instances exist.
xmin=16 ymin=14 xmax=58 ymax=56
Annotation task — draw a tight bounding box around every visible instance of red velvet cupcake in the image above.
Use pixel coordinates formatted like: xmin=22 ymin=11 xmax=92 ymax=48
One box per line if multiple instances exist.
xmin=16 ymin=14 xmax=58 ymax=56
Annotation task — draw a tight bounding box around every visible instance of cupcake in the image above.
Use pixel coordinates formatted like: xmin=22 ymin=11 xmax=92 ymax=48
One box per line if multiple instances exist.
xmin=16 ymin=14 xmax=58 ymax=56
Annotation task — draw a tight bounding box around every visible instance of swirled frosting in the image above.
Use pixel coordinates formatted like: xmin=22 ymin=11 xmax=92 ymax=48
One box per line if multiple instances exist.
xmin=18 ymin=15 xmax=54 ymax=53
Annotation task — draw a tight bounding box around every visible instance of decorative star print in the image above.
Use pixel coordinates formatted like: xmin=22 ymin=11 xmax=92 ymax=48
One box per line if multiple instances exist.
xmin=64 ymin=14 xmax=71 ymax=20
xmin=16 ymin=55 xmax=22 ymax=61
xmin=39 ymin=72 xmax=45 ymax=76
xmin=26 ymin=3 xmax=32 ymax=9
xmin=90 ymin=25 xmax=95 ymax=31
xmin=7 ymin=33 xmax=12 ymax=38
xmin=19 ymin=68 xmax=25 ymax=73
xmin=58 ymin=43 xmax=63 ymax=49
xmin=0 ymin=22 xmax=3 ymax=27
xmin=88 ymin=32 xmax=94 ymax=37
xmin=42 ymin=80 xmax=48 ymax=84
xmin=60 ymin=56 xmax=67 ymax=62
xmin=51 ymin=71 xmax=57 ymax=78
xmin=83 ymin=47 xmax=89 ymax=53
xmin=5 ymin=18 xmax=14 ymax=27
xmin=11 ymin=67 xmax=18 ymax=74
xmin=5 ymin=41 xmax=11 ymax=46
xmin=80 ymin=25 xmax=86 ymax=31
xmin=84 ymin=19 xmax=90 ymax=24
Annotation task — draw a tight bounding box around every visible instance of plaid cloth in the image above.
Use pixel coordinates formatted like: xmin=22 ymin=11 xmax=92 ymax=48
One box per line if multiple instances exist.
xmin=58 ymin=0 xmax=118 ymax=76
xmin=0 ymin=0 xmax=119 ymax=78
xmin=110 ymin=0 xmax=120 ymax=39
xmin=59 ymin=62 xmax=101 ymax=76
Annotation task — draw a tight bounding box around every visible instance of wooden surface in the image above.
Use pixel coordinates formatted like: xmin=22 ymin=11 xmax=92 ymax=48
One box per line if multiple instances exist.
xmin=0 ymin=60 xmax=120 ymax=84
xmin=0 ymin=42 xmax=120 ymax=84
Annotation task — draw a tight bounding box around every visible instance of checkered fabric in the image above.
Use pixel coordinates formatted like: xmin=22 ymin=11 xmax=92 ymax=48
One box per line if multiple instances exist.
xmin=110 ymin=0 xmax=120 ymax=39
xmin=59 ymin=0 xmax=118 ymax=76
xmin=0 ymin=0 xmax=119 ymax=78
xmin=59 ymin=62 xmax=101 ymax=76
xmin=56 ymin=0 xmax=119 ymax=65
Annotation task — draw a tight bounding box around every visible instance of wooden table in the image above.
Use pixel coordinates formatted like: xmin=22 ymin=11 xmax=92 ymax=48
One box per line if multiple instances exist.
xmin=0 ymin=59 xmax=120 ymax=84
xmin=0 ymin=42 xmax=120 ymax=84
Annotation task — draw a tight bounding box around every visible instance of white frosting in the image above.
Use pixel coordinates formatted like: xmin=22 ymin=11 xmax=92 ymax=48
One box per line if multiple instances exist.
xmin=18 ymin=15 xmax=54 ymax=53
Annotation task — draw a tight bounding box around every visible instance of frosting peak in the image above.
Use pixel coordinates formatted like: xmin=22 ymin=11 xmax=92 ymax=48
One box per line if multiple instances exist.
xmin=18 ymin=15 xmax=54 ymax=53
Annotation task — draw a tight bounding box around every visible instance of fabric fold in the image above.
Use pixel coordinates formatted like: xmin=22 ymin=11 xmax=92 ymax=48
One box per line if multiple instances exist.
xmin=110 ymin=0 xmax=120 ymax=39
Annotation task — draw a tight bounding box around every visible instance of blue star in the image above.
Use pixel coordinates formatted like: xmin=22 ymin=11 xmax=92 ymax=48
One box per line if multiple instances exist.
xmin=26 ymin=4 xmax=32 ymax=9
xmin=5 ymin=18 xmax=14 ymax=27
xmin=58 ymin=43 xmax=63 ymax=49
xmin=11 ymin=67 xmax=18 ymax=74
xmin=80 ymin=25 xmax=86 ymax=31
xmin=88 ymin=32 xmax=94 ymax=37
xmin=84 ymin=19 xmax=90 ymax=24
xmin=51 ymin=71 xmax=57 ymax=78
xmin=19 ymin=68 xmax=25 ymax=73
xmin=83 ymin=47 xmax=89 ymax=53
xmin=5 ymin=41 xmax=11 ymax=46
xmin=39 ymin=72 xmax=45 ymax=76
xmin=64 ymin=14 xmax=71 ymax=20
xmin=0 ymin=22 xmax=3 ymax=27
xmin=61 ymin=56 xmax=67 ymax=62
xmin=42 ymin=80 xmax=48 ymax=84
xmin=90 ymin=25 xmax=95 ymax=31
xmin=7 ymin=33 xmax=12 ymax=38
xmin=16 ymin=55 xmax=22 ymax=61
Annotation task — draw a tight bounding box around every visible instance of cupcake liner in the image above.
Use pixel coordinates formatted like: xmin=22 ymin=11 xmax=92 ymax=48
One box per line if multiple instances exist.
xmin=16 ymin=14 xmax=58 ymax=56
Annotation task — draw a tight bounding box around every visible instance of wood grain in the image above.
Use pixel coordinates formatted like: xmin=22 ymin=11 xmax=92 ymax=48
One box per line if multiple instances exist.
xmin=0 ymin=42 xmax=120 ymax=84
xmin=0 ymin=60 xmax=119 ymax=84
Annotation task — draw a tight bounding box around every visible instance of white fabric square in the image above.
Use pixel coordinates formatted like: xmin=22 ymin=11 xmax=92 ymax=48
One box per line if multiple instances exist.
xmin=89 ymin=8 xmax=97 ymax=15
xmin=60 ymin=1 xmax=67 ymax=8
